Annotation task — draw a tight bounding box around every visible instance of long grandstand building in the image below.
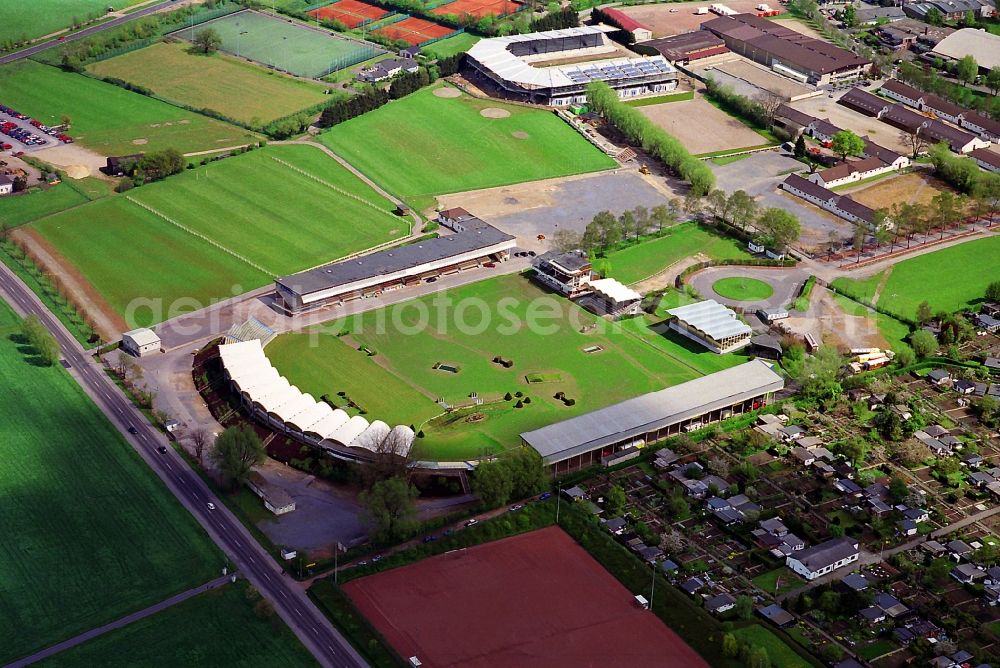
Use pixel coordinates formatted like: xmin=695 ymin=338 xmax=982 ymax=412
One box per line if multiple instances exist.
xmin=465 ymin=25 xmax=678 ymax=106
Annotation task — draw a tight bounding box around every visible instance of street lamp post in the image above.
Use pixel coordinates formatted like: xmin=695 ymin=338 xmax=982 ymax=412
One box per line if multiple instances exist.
xmin=649 ymin=562 xmax=656 ymax=612
xmin=555 ymin=486 xmax=562 ymax=523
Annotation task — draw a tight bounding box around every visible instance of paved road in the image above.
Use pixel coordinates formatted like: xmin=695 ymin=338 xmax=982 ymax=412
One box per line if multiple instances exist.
xmin=9 ymin=574 xmax=234 ymax=667
xmin=0 ymin=264 xmax=366 ymax=668
xmin=0 ymin=0 xmax=180 ymax=66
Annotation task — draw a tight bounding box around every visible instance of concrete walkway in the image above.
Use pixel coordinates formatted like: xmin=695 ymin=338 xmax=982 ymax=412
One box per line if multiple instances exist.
xmin=7 ymin=574 xmax=235 ymax=667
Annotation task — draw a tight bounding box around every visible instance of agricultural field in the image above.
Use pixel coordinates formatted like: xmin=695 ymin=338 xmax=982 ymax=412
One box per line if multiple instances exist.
xmin=592 ymin=223 xmax=752 ymax=285
xmin=268 ymin=274 xmax=746 ymax=460
xmin=319 ymin=83 xmax=616 ymax=198
xmin=31 ymin=145 xmax=408 ymax=326
xmin=832 ymin=237 xmax=1000 ymax=321
xmin=0 ymin=298 xmax=219 ymax=664
xmin=42 ymin=581 xmax=316 ymax=668
xmin=0 ymin=0 xmax=145 ymax=45
xmin=0 ymin=60 xmax=252 ymax=156
xmin=0 ymin=184 xmax=89 ymax=228
xmin=88 ymin=42 xmax=332 ymax=126
xmin=171 ymin=10 xmax=380 ymax=79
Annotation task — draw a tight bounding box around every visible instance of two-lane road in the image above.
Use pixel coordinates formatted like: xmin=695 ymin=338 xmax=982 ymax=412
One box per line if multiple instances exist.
xmin=0 ymin=263 xmax=365 ymax=668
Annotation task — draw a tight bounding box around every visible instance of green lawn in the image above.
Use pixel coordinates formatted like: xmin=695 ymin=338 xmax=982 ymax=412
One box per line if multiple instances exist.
xmin=268 ymin=274 xmax=746 ymax=460
xmin=41 ymin=581 xmax=316 ymax=668
xmin=0 ymin=185 xmax=89 ymax=228
xmin=592 ymin=223 xmax=752 ymax=285
xmin=32 ymin=144 xmax=408 ymax=326
xmin=0 ymin=60 xmax=253 ymax=155
xmin=712 ymin=277 xmax=774 ymax=301
xmin=319 ymin=83 xmax=616 ymax=198
xmin=731 ymin=625 xmax=812 ymax=668
xmin=0 ymin=298 xmax=220 ymax=664
xmin=0 ymin=0 xmax=145 ymax=44
xmin=88 ymin=41 xmax=331 ymax=126
xmin=856 ymin=638 xmax=897 ymax=661
xmin=624 ymin=91 xmax=695 ymax=107
xmin=751 ymin=568 xmax=805 ymax=597
xmin=420 ymin=32 xmax=480 ymax=58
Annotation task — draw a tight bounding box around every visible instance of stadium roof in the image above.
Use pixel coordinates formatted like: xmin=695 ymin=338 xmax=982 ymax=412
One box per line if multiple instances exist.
xmin=521 ymin=360 xmax=784 ymax=463
xmin=467 ymin=25 xmax=676 ymax=89
xmin=932 ymin=28 xmax=1000 ymax=70
xmin=667 ymin=300 xmax=753 ymax=341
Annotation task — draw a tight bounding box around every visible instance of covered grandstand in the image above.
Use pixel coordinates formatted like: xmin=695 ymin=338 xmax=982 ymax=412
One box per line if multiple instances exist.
xmin=218 ymin=340 xmax=415 ymax=461
xmin=465 ymin=25 xmax=678 ymax=105
xmin=667 ymin=300 xmax=753 ymax=354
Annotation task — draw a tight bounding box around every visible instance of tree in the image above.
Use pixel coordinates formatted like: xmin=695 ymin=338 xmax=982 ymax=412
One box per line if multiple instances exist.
xmin=605 ymin=484 xmax=627 ymax=516
xmin=874 ymin=407 xmax=904 ymax=441
xmin=838 ymin=437 xmax=867 ymax=467
xmin=916 ymin=300 xmax=934 ymax=325
xmin=59 ymin=114 xmax=72 ymax=128
xmin=909 ymin=329 xmax=938 ymax=358
xmin=707 ymin=456 xmax=730 ymax=477
xmin=705 ymin=189 xmax=728 ymax=220
xmin=734 ymin=595 xmax=754 ymax=620
xmin=900 ymin=128 xmax=927 ymax=158
xmin=193 ymin=27 xmax=222 ymax=54
xmin=818 ymin=590 xmax=841 ymax=613
xmin=660 ymin=529 xmax=684 ymax=552
xmin=209 ymin=425 xmax=265 ymax=488
xmin=360 ymin=476 xmax=420 ymax=543
xmin=723 ymin=633 xmax=739 ymax=658
xmin=551 ymin=228 xmax=582 ymax=253
xmin=831 ymin=130 xmax=865 ymax=161
xmin=20 ymin=314 xmax=60 ymax=366
xmin=136 ymin=149 xmax=185 ymax=182
xmin=650 ymin=204 xmax=677 ymax=232
xmin=504 ymin=447 xmax=546 ymax=499
xmin=956 ymin=55 xmax=978 ymax=87
xmin=472 ymin=459 xmax=513 ymax=508
xmin=799 ymin=346 xmax=843 ymax=401
xmin=985 ymin=281 xmax=1000 ymax=303
xmin=726 ymin=190 xmax=757 ymax=231
xmin=925 ymin=6 xmax=942 ymax=24
xmin=794 ymin=133 xmax=807 ymax=158
xmin=757 ymin=208 xmax=800 ymax=252
xmin=190 ymin=427 xmax=208 ymax=463
xmin=748 ymin=646 xmax=771 ymax=668
xmin=987 ymin=66 xmax=1000 ymax=96
xmin=357 ymin=425 xmax=414 ymax=483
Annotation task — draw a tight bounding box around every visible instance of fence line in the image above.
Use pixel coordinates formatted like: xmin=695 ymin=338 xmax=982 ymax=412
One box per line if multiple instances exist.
xmin=125 ymin=196 xmax=276 ymax=277
xmin=269 ymin=156 xmax=400 ymax=222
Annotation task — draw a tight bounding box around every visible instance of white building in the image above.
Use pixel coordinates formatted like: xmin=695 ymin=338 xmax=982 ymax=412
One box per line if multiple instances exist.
xmin=122 ymin=327 xmax=160 ymax=357
xmin=531 ymin=250 xmax=594 ymax=296
xmin=971 ymin=148 xmax=1000 ymax=174
xmin=666 ymin=300 xmax=752 ymax=354
xmin=0 ymin=175 xmax=13 ymax=196
xmin=786 ymin=537 xmax=859 ymax=580
xmin=579 ymin=278 xmax=642 ymax=319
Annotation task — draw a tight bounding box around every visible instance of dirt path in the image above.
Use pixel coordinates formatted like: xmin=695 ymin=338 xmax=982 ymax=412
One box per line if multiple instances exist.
xmin=631 ymin=253 xmax=707 ymax=294
xmin=11 ymin=227 xmax=126 ymax=340
xmin=869 ymin=266 xmax=893 ymax=304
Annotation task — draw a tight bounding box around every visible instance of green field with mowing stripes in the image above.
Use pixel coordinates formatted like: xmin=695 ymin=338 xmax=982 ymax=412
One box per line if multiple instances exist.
xmin=0 ymin=185 xmax=89 ymax=228
xmin=0 ymin=298 xmax=220 ymax=664
xmin=42 ymin=581 xmax=316 ymax=668
xmin=0 ymin=61 xmax=254 ymax=156
xmin=0 ymin=0 xmax=145 ymax=44
xmin=319 ymin=84 xmax=616 ymax=198
xmin=32 ymin=145 xmax=408 ymax=326
xmin=268 ymin=274 xmax=746 ymax=460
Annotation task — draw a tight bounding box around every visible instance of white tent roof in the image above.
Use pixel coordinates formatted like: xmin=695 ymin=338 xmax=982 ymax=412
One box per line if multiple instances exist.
xmin=932 ymin=28 xmax=1000 ymax=71
xmin=667 ymin=300 xmax=752 ymax=341
xmin=286 ymin=401 xmax=334 ymax=433
xmin=304 ymin=408 xmax=351 ymax=440
xmin=586 ymin=278 xmax=641 ymax=303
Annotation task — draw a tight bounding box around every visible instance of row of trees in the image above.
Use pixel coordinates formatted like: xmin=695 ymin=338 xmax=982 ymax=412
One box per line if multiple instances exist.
xmin=897 ymin=61 xmax=1000 ymax=121
xmin=702 ymin=189 xmax=801 ymax=252
xmin=586 ymin=82 xmax=715 ymax=195
xmin=575 ymin=204 xmax=682 ymax=253
xmin=471 ymin=448 xmax=547 ymax=509
xmin=703 ymin=77 xmax=783 ymax=132
xmin=20 ymin=314 xmax=60 ymax=366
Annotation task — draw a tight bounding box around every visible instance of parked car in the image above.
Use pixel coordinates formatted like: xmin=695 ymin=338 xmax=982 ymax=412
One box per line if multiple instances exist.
xmin=508 ymin=504 xmax=523 ymax=511
xmin=465 ymin=518 xmax=478 ymax=527
xmin=157 ymin=446 xmax=168 ymax=454
xmin=537 ymin=492 xmax=551 ymax=501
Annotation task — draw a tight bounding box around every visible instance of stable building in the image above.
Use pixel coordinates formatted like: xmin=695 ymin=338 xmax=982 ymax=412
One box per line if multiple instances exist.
xmin=807 ymin=156 xmax=893 ymax=188
xmin=122 ymin=327 xmax=160 ymax=357
xmin=972 ymin=148 xmax=1000 ymax=174
xmin=521 ymin=360 xmax=784 ymax=473
xmin=640 ymin=31 xmax=729 ymax=65
xmin=666 ymin=299 xmax=753 ymax=354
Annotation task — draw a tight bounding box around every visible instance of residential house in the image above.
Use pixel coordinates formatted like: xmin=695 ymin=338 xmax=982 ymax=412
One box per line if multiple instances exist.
xmin=786 ymin=537 xmax=860 ymax=580
xmin=705 ymin=592 xmax=737 ymax=615
xmin=948 ymin=539 xmax=974 ymax=561
xmin=952 ymin=563 xmax=986 ymax=583
xmin=0 ymin=175 xmax=13 ymax=196
xmin=874 ymin=591 xmax=909 ymax=619
xmin=357 ymin=57 xmax=419 ymax=83
xmin=954 ymin=379 xmax=977 ymax=395
xmin=928 ymin=368 xmax=951 ymax=386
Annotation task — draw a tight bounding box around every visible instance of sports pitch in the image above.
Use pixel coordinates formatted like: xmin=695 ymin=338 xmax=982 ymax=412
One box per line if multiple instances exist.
xmin=345 ymin=526 xmax=710 ymax=668
xmin=88 ymin=41 xmax=332 ymax=126
xmin=319 ymin=84 xmax=617 ymax=198
xmin=0 ymin=61 xmax=253 ymax=156
xmin=266 ymin=274 xmax=746 ymax=460
xmin=0 ymin=298 xmax=220 ymax=664
xmin=43 ymin=581 xmax=316 ymax=668
xmin=171 ymin=10 xmax=381 ymax=79
xmin=32 ymin=145 xmax=408 ymax=327
xmin=0 ymin=0 xmax=145 ymax=44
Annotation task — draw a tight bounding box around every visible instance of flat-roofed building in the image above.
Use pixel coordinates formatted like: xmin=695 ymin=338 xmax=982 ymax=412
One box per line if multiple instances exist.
xmin=640 ymin=31 xmax=729 ymax=65
xmin=521 ymin=360 xmax=784 ymax=472
xmin=122 ymin=327 xmax=160 ymax=357
xmin=667 ymin=299 xmax=753 ymax=353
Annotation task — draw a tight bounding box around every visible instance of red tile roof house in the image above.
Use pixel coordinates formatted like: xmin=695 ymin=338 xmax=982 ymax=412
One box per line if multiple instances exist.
xmin=972 ymin=147 xmax=1000 ymax=174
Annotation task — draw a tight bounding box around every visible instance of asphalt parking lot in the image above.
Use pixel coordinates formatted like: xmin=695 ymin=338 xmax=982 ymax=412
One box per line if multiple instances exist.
xmin=1 ymin=108 xmax=59 ymax=153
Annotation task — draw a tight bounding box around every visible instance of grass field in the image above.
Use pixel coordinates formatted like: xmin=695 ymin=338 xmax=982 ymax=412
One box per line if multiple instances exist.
xmin=731 ymin=625 xmax=811 ymax=668
xmin=592 ymin=223 xmax=752 ymax=285
xmin=268 ymin=274 xmax=746 ymax=460
xmin=712 ymin=276 xmax=774 ymax=301
xmin=0 ymin=60 xmax=252 ymax=155
xmin=171 ymin=10 xmax=380 ymax=79
xmin=0 ymin=1 xmax=145 ymax=44
xmin=832 ymin=237 xmax=1000 ymax=321
xmin=32 ymin=145 xmax=408 ymax=326
xmin=420 ymin=32 xmax=480 ymax=58
xmin=42 ymin=581 xmax=316 ymax=668
xmin=831 ymin=293 xmax=911 ymax=350
xmin=319 ymin=83 xmax=616 ymax=198
xmin=88 ymin=42 xmax=331 ymax=126
xmin=751 ymin=568 xmax=805 ymax=597
xmin=0 ymin=298 xmax=220 ymax=664
xmin=0 ymin=185 xmax=89 ymax=228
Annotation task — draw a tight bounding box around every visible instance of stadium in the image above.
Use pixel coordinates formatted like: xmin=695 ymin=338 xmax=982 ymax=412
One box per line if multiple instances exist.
xmin=464 ymin=25 xmax=679 ymax=106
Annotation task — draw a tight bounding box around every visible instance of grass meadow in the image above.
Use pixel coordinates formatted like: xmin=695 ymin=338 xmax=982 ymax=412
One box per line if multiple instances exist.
xmin=0 ymin=184 xmax=89 ymax=228
xmin=268 ymin=274 xmax=747 ymax=460
xmin=731 ymin=625 xmax=812 ymax=668
xmin=88 ymin=42 xmax=331 ymax=125
xmin=0 ymin=298 xmax=220 ymax=664
xmin=0 ymin=0 xmax=145 ymax=44
xmin=712 ymin=277 xmax=774 ymax=301
xmin=32 ymin=145 xmax=407 ymax=326
xmin=0 ymin=61 xmax=253 ymax=155
xmin=319 ymin=84 xmax=616 ymax=198
xmin=420 ymin=32 xmax=480 ymax=58
xmin=42 ymin=581 xmax=316 ymax=668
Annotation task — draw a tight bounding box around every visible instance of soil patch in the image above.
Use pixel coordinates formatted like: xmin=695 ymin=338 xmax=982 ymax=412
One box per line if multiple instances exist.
xmin=432 ymin=86 xmax=462 ymax=98
xmin=132 ymin=138 xmax=149 ymax=145
xmin=480 ymin=107 xmax=510 ymax=119
xmin=511 ymin=130 xmax=529 ymax=139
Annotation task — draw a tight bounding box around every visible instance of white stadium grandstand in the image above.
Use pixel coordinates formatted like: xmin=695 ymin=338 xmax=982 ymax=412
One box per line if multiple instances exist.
xmin=465 ymin=25 xmax=679 ymax=106
xmin=218 ymin=340 xmax=414 ymax=461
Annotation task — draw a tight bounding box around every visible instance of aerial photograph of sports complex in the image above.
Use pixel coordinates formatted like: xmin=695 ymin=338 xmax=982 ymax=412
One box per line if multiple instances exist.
xmin=3 ymin=0 xmax=1000 ymax=665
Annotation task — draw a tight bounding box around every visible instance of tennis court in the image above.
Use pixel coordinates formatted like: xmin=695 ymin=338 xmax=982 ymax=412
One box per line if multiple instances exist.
xmin=373 ymin=16 xmax=456 ymax=46
xmin=432 ymin=0 xmax=523 ymax=19
xmin=171 ymin=10 xmax=382 ymax=78
xmin=308 ymin=0 xmax=389 ymax=29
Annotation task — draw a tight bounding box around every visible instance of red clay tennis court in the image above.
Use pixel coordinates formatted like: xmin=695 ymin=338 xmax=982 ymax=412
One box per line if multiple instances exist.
xmin=373 ymin=17 xmax=456 ymax=46
xmin=308 ymin=0 xmax=388 ymax=28
xmin=432 ymin=0 xmax=523 ymax=19
xmin=344 ymin=526 xmax=710 ymax=668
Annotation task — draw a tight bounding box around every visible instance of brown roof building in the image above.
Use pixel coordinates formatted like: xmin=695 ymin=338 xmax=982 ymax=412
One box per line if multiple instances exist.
xmin=642 ymin=31 xmax=729 ymax=64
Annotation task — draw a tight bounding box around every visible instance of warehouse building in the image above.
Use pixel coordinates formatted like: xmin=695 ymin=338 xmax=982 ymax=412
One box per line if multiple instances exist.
xmin=465 ymin=25 xmax=678 ymax=106
xmin=639 ymin=31 xmax=729 ymax=65
xmin=666 ymin=299 xmax=753 ymax=354
xmin=521 ymin=360 xmax=785 ymax=472
xmin=275 ymin=215 xmax=515 ymax=313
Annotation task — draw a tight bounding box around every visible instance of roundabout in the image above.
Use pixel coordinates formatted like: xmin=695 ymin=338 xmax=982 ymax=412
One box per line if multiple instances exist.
xmin=711 ymin=277 xmax=774 ymax=301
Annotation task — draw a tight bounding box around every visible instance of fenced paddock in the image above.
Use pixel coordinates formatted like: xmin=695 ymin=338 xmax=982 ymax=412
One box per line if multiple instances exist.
xmin=308 ymin=0 xmax=389 ymax=29
xmin=169 ymin=9 xmax=382 ymax=78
